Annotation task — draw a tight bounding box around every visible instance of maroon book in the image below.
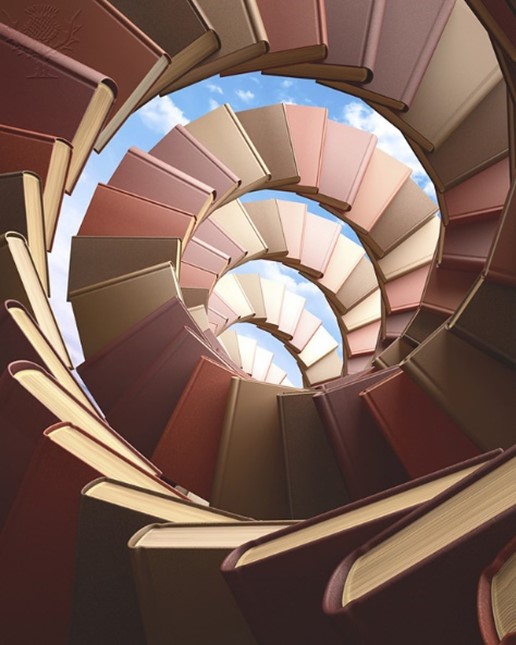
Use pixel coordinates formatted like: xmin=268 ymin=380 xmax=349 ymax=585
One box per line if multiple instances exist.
xmin=313 ymin=367 xmax=408 ymax=500
xmin=486 ymin=181 xmax=516 ymax=287
xmin=221 ymin=451 xmax=500 ymax=645
xmin=323 ymin=447 xmax=516 ymax=645
xmin=421 ymin=262 xmax=478 ymax=316
xmin=0 ymin=300 xmax=45 ymax=373
xmin=440 ymin=211 xmax=502 ymax=272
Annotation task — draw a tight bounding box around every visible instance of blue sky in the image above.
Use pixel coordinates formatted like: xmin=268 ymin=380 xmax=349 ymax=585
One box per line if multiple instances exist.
xmin=49 ymin=71 xmax=436 ymax=386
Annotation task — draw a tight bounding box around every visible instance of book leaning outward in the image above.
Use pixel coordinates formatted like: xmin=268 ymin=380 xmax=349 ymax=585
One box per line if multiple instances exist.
xmin=0 ymin=124 xmax=72 ymax=250
xmin=0 ymin=232 xmax=71 ymax=367
xmin=161 ymin=0 xmax=268 ymax=93
xmin=69 ymin=477 xmax=250 ymax=645
xmin=0 ymin=171 xmax=48 ymax=294
xmin=323 ymin=447 xmax=516 ymax=645
xmin=130 ymin=522 xmax=292 ymax=645
xmin=221 ymin=451 xmax=500 ymax=645
xmin=0 ymin=23 xmax=116 ymax=193
xmin=69 ymin=261 xmax=182 ymax=359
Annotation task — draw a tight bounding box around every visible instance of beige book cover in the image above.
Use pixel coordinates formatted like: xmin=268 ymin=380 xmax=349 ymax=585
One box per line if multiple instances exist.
xmin=290 ymin=308 xmax=322 ymax=352
xmin=244 ymin=200 xmax=288 ymax=258
xmin=213 ymin=274 xmax=255 ymax=321
xmin=276 ymin=199 xmax=306 ymax=264
xmin=185 ymin=105 xmax=271 ymax=200
xmin=189 ymin=304 xmax=210 ymax=332
xmin=235 ymin=335 xmax=257 ymax=375
xmin=344 ymin=320 xmax=382 ymax=357
xmin=298 ymin=325 xmax=339 ymax=368
xmin=260 ymin=277 xmax=286 ymax=328
xmin=210 ymin=201 xmax=267 ymax=261
xmin=341 ymin=288 xmax=382 ymax=333
xmin=218 ymin=329 xmax=242 ymax=367
xmin=251 ymin=346 xmax=274 ymax=381
xmin=300 ymin=212 xmax=341 ymax=278
xmin=278 ymin=290 xmax=306 ymax=339
xmin=237 ymin=104 xmax=300 ymax=188
xmin=235 ymin=273 xmax=267 ymax=321
xmin=317 ymin=234 xmax=365 ymax=294
xmin=304 ymin=348 xmax=342 ymax=385
xmin=377 ymin=215 xmax=440 ymax=282
xmin=333 ymin=255 xmax=379 ymax=313
xmin=264 ymin=362 xmax=287 ymax=385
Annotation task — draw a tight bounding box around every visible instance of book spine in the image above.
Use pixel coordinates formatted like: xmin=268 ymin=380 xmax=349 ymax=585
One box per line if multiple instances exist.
xmin=95 ymin=0 xmax=164 ymax=55
xmin=315 ymin=0 xmax=328 ymax=48
xmin=226 ymin=105 xmax=271 ymax=177
xmin=313 ymin=396 xmax=353 ymax=491
xmin=244 ymin=0 xmax=269 ymax=45
xmin=362 ymin=0 xmax=386 ymax=74
xmin=129 ymin=545 xmax=164 ymax=644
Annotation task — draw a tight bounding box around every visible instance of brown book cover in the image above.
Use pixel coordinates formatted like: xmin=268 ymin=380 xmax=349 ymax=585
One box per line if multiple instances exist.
xmin=373 ymin=336 xmax=415 ymax=369
xmin=403 ymin=307 xmax=449 ymax=346
xmin=150 ymin=124 xmax=240 ymax=212
xmin=222 ymin=0 xmax=328 ymax=74
xmin=68 ymin=236 xmax=181 ymax=295
xmin=236 ymin=104 xmax=300 ymax=188
xmin=0 ymin=23 xmax=116 ymax=192
xmin=0 ymin=124 xmax=72 ymax=249
xmin=383 ymin=264 xmax=431 ymax=315
xmin=439 ymin=211 xmax=501 ymax=272
xmin=265 ymin=0 xmax=385 ymax=82
xmin=152 ymin=356 xmax=239 ymax=500
xmin=221 ymin=451 xmax=498 ymax=645
xmin=244 ymin=200 xmax=289 ymax=258
xmin=161 ymin=0 xmax=268 ymax=93
xmin=323 ymin=448 xmax=516 ymax=645
xmin=313 ymin=367 xmax=408 ymax=500
xmin=486 ymin=181 xmax=516 ymax=287
xmin=421 ymin=263 xmax=478 ymax=316
xmin=279 ymin=391 xmax=349 ymax=518
xmin=211 ymin=377 xmax=295 ymax=519
xmin=466 ymin=0 xmax=516 ymax=62
xmin=401 ymin=324 xmax=516 ymax=450
xmin=108 ymin=147 xmax=215 ymax=221
xmin=78 ymin=183 xmax=196 ymax=243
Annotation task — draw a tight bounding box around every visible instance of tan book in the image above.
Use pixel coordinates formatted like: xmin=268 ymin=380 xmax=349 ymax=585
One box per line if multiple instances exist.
xmin=235 ymin=274 xmax=267 ymax=321
xmin=298 ymin=325 xmax=339 ymax=368
xmin=213 ymin=274 xmax=255 ymax=321
xmin=236 ymin=104 xmax=299 ymax=188
xmin=374 ymin=336 xmax=415 ymax=369
xmin=264 ymin=362 xmax=287 ymax=385
xmin=160 ymin=0 xmax=268 ymax=92
xmin=236 ymin=335 xmax=257 ymax=375
xmin=0 ymin=232 xmax=70 ymax=367
xmin=218 ymin=329 xmax=242 ymax=367
xmin=210 ymin=201 xmax=267 ymax=262
xmin=207 ymin=308 xmax=228 ymax=336
xmin=70 ymin=262 xmax=182 ymax=359
xmin=276 ymin=200 xmax=306 ymax=265
xmin=194 ymin=219 xmax=246 ymax=273
xmin=304 ymin=348 xmax=342 ymax=385
xmin=290 ymin=308 xmax=322 ymax=353
xmin=251 ymin=346 xmax=274 ymax=381
xmin=317 ymin=234 xmax=365 ymax=294
xmin=300 ymin=213 xmax=341 ymax=278
xmin=342 ymin=289 xmax=382 ymax=332
xmin=333 ymin=255 xmax=378 ymax=313
xmin=244 ymin=200 xmax=288 ymax=258
xmin=185 ymin=105 xmax=270 ymax=200
xmin=260 ymin=277 xmax=286 ymax=328
xmin=209 ymin=292 xmax=239 ymax=327
xmin=278 ymin=290 xmax=306 ymax=340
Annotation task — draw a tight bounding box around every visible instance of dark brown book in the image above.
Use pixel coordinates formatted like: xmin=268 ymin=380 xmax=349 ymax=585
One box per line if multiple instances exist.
xmin=69 ymin=477 xmax=248 ymax=645
xmin=222 ymin=0 xmax=328 ymax=74
xmin=403 ymin=307 xmax=449 ymax=346
xmin=313 ymin=367 xmax=408 ymax=500
xmin=323 ymin=448 xmax=516 ymax=645
xmin=373 ymin=336 xmax=415 ymax=369
xmin=278 ymin=391 xmax=349 ymax=518
xmin=0 ymin=23 xmax=116 ymax=192
xmin=0 ymin=231 xmax=70 ymax=366
xmin=421 ymin=263 xmax=478 ymax=316
xmin=152 ymin=356 xmax=240 ymax=501
xmin=78 ymin=183 xmax=196 ymax=243
xmin=108 ymin=147 xmax=215 ymax=222
xmin=68 ymin=236 xmax=181 ymax=294
xmin=221 ymin=452 xmax=499 ymax=645
xmin=0 ymin=124 xmax=71 ymax=249
xmin=486 ymin=181 xmax=516 ymax=287
xmin=264 ymin=0 xmax=385 ymax=82
xmin=401 ymin=324 xmax=516 ymax=451
xmin=466 ymin=0 xmax=516 ymax=62
xmin=0 ymin=171 xmax=48 ymax=294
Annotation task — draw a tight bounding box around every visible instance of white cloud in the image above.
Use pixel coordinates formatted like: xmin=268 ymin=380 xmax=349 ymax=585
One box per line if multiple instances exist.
xmin=207 ymin=83 xmax=223 ymax=94
xmin=281 ymin=79 xmax=294 ymax=88
xmin=235 ymin=89 xmax=255 ymax=103
xmin=138 ymin=95 xmax=189 ymax=135
xmin=209 ymin=98 xmax=220 ymax=111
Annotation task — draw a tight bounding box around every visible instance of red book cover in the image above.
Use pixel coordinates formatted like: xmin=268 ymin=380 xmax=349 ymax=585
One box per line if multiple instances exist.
xmin=0 ymin=300 xmax=44 ymax=373
xmin=360 ymin=369 xmax=481 ymax=478
xmin=313 ymin=366 xmax=408 ymax=500
xmin=152 ymin=356 xmax=238 ymax=500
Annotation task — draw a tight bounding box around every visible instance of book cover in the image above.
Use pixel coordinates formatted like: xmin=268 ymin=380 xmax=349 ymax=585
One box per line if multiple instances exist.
xmin=300 ymin=212 xmax=341 ymax=278
xmin=485 ymin=178 xmax=516 ymax=287
xmin=194 ymin=218 xmax=246 ymax=271
xmin=276 ymin=199 xmax=306 ymax=264
xmin=439 ymin=211 xmax=501 ymax=272
xmin=244 ymin=200 xmax=289 ymax=258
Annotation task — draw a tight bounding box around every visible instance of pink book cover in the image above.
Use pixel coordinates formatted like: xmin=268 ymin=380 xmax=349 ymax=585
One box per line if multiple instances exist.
xmin=300 ymin=213 xmax=341 ymax=277
xmin=384 ymin=264 xmax=431 ymax=314
xmin=77 ymin=183 xmax=195 ymax=241
xmin=345 ymin=148 xmax=411 ymax=233
xmin=345 ymin=320 xmax=381 ymax=356
xmin=208 ymin=293 xmax=239 ymax=327
xmin=182 ymin=237 xmax=230 ymax=276
xmin=150 ymin=124 xmax=240 ymax=207
xmin=440 ymin=214 xmax=502 ymax=272
xmin=346 ymin=354 xmax=374 ymax=374
xmin=207 ymin=308 xmax=228 ymax=336
xmin=276 ymin=200 xmax=306 ymax=264
xmin=384 ymin=310 xmax=415 ymax=340
xmin=194 ymin=219 xmax=246 ymax=270
xmin=290 ymin=309 xmax=322 ymax=352
xmin=313 ymin=120 xmax=377 ymax=210
xmin=282 ymin=105 xmax=327 ymax=193
xmin=179 ymin=262 xmax=217 ymax=291
xmin=108 ymin=147 xmax=215 ymax=217
xmin=441 ymin=157 xmax=510 ymax=222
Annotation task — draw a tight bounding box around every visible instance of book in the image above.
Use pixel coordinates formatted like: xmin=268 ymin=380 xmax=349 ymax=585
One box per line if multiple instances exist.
xmin=108 ymin=147 xmax=215 ymax=222
xmin=236 ymin=335 xmax=257 ymax=374
xmin=221 ymin=452 xmax=498 ymax=645
xmin=70 ymin=261 xmax=182 ymax=359
xmin=331 ymin=255 xmax=378 ymax=313
xmin=264 ymin=0 xmax=385 ymax=83
xmin=0 ymin=124 xmax=72 ymax=249
xmin=0 ymin=171 xmax=48 ymax=294
xmin=150 ymin=124 xmax=240 ymax=212
xmin=403 ymin=307 xmax=449 ymax=346
xmin=300 ymin=212 xmax=341 ymax=278
xmin=341 ymin=288 xmax=381 ymax=332
xmin=467 ymin=0 xmax=516 ymax=61
xmin=421 ymin=262 xmax=478 ymax=316
xmin=110 ymin=0 xmax=218 ymax=103
xmin=234 ymin=274 xmax=267 ymax=321
xmin=68 ymin=236 xmax=181 ymax=294
xmin=0 ymin=231 xmax=70 ymax=366
xmin=477 ymin=535 xmax=516 ymax=645
xmin=182 ymin=237 xmax=229 ymax=276
xmin=323 ymin=447 xmax=516 ymax=645
xmin=298 ymin=325 xmax=339 ymax=368
xmin=213 ymin=273 xmax=255 ymax=321
xmin=383 ymin=264 xmax=431 ymax=315
xmin=277 ymin=290 xmax=306 ymax=340
xmin=303 ymin=348 xmax=343 ymax=387
xmin=485 ymin=178 xmax=516 ymax=287
xmin=259 ymin=277 xmax=286 ymax=329
xmin=130 ymin=522 xmax=291 ymax=645
xmin=290 ymin=308 xmax=322 ymax=352
xmin=251 ymin=346 xmax=274 ymax=381
xmin=194 ymin=218 xmax=246 ymax=271
xmin=439 ymin=211 xmax=501 ymax=272
xmin=373 ymin=336 xmax=415 ymax=369
xmin=236 ymin=104 xmax=300 ymax=188
xmin=78 ymin=183 xmax=196 ymax=243
xmin=185 ymin=104 xmax=270 ymax=200
xmin=278 ymin=391 xmax=349 ymax=518
xmin=210 ymin=200 xmax=267 ymax=261
xmin=152 ymin=356 xmax=240 ymax=500
xmin=0 ymin=23 xmax=116 ymax=192
xmin=68 ymin=477 xmax=249 ymax=645
xmin=344 ymin=320 xmax=381 ymax=357
xmin=211 ymin=377 xmax=295 ymax=519
xmin=160 ymin=0 xmax=268 ymax=93
xmin=222 ymin=0 xmax=328 ymax=74
xmin=276 ymin=199 xmax=306 ymax=264
xmin=313 ymin=367 xmax=408 ymax=499
xmin=179 ymin=261 xmax=217 ymax=291
xmin=244 ymin=200 xmax=289 ymax=258
xmin=383 ymin=310 xmax=414 ymax=341
xmin=401 ymin=324 xmax=516 ymax=450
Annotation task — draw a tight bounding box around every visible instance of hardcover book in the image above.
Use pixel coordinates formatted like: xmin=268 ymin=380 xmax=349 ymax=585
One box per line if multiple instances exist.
xmin=244 ymin=200 xmax=289 ymax=258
